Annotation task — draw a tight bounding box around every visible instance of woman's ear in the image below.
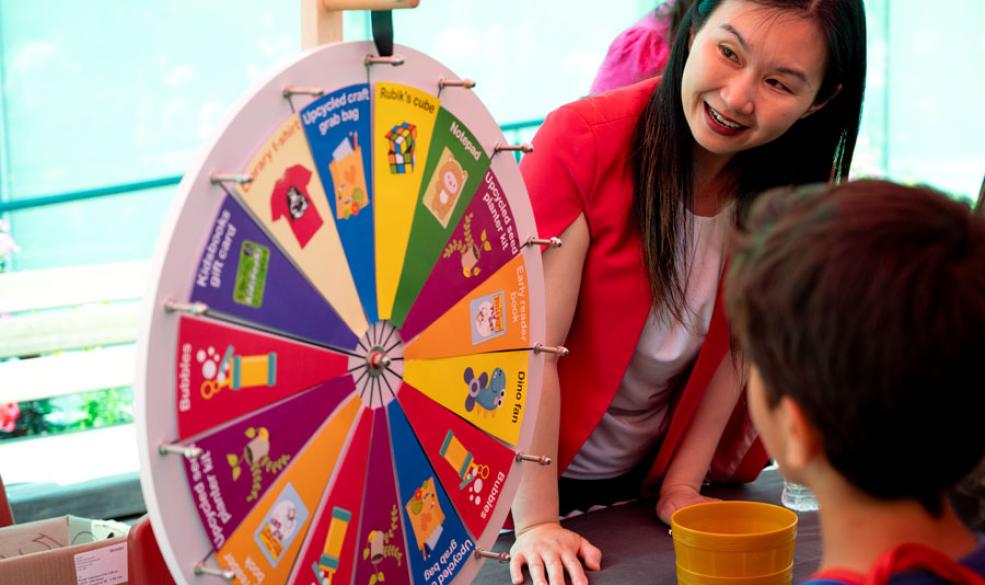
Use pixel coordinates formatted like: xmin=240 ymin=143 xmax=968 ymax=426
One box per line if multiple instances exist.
xmin=801 ymin=84 xmax=843 ymax=119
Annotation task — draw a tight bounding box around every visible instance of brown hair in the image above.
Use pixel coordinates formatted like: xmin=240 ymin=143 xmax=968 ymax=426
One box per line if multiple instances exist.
xmin=726 ymin=179 xmax=985 ymax=515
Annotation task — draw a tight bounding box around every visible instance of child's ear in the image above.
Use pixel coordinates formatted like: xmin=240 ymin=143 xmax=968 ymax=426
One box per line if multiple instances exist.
xmin=777 ymin=396 xmax=823 ymax=471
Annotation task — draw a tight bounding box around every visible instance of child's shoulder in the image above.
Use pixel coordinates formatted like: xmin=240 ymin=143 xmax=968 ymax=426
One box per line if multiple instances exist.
xmin=955 ymin=541 xmax=985 ymax=581
xmin=801 ymin=542 xmax=985 ymax=584
xmin=889 ymin=542 xmax=985 ymax=585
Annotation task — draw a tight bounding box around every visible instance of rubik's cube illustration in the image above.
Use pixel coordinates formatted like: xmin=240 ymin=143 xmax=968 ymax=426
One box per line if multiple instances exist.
xmin=386 ymin=121 xmax=417 ymax=174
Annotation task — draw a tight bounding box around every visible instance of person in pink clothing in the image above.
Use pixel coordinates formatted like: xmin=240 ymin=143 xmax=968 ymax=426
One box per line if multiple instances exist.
xmin=590 ymin=1 xmax=691 ymax=94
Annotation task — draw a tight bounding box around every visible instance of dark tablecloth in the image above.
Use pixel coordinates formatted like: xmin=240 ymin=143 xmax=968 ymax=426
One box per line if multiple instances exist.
xmin=474 ymin=468 xmax=821 ymax=584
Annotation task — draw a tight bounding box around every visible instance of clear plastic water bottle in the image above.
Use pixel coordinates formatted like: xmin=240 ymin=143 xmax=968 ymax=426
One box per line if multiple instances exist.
xmin=781 ymin=480 xmax=819 ymax=512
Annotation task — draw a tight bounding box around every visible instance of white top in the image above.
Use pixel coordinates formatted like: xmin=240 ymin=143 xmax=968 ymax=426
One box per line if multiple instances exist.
xmin=563 ymin=208 xmax=730 ymax=480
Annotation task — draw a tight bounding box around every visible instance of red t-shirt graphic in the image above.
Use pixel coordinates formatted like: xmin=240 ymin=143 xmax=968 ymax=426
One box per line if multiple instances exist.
xmin=270 ymin=164 xmax=323 ymax=248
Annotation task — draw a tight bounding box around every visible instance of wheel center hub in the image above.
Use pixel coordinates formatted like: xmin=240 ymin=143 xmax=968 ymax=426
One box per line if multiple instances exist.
xmin=348 ymin=321 xmax=404 ymax=409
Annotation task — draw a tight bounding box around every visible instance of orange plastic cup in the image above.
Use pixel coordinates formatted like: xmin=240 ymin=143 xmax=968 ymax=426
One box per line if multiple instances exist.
xmin=671 ymin=501 xmax=798 ymax=584
xmin=675 ymin=564 xmax=793 ymax=585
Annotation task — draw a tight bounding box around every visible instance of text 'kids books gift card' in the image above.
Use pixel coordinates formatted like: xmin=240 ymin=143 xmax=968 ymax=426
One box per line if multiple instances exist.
xmin=190 ymin=196 xmax=358 ymax=352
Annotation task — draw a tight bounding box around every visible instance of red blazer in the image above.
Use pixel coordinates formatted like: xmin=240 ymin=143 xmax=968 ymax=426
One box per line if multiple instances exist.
xmin=520 ymin=77 xmax=766 ymax=489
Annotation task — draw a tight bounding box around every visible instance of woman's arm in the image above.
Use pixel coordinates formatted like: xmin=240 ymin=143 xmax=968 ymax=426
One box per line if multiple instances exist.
xmin=656 ymin=352 xmax=746 ymax=523
xmin=509 ymin=214 xmax=601 ymax=585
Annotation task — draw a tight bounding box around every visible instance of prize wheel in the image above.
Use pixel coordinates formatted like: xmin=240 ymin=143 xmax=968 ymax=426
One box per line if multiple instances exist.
xmin=136 ymin=41 xmax=549 ymax=585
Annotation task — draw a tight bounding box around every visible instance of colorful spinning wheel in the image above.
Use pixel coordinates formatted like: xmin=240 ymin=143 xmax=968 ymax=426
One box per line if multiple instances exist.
xmin=136 ymin=41 xmax=552 ymax=585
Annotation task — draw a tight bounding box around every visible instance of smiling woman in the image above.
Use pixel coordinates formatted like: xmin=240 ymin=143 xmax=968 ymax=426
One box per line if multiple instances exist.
xmin=680 ymin=3 xmax=832 ymax=159
xmin=509 ymin=1 xmax=867 ymax=585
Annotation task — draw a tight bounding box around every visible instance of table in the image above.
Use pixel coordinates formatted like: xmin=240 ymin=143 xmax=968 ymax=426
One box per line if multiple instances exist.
xmin=474 ymin=468 xmax=822 ymax=584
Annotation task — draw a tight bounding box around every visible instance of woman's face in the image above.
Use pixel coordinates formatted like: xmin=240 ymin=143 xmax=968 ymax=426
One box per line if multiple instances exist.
xmin=681 ymin=0 xmax=829 ymax=163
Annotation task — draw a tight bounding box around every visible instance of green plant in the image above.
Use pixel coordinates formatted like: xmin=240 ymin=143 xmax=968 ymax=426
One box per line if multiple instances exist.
xmin=0 ymin=386 xmax=134 ymax=441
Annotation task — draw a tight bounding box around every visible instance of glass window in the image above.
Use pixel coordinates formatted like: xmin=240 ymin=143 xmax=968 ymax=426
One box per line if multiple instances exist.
xmin=1 ymin=0 xmax=983 ymax=495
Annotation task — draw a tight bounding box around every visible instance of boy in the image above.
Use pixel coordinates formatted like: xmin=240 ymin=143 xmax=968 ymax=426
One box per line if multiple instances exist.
xmin=725 ymin=179 xmax=985 ymax=584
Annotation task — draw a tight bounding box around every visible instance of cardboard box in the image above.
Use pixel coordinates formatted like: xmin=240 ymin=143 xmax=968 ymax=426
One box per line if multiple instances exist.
xmin=0 ymin=516 xmax=130 ymax=585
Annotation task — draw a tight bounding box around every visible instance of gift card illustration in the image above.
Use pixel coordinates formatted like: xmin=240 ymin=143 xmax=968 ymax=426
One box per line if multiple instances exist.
xmin=374 ymin=83 xmax=440 ymax=320
xmin=404 ymin=254 xmax=531 ymax=359
xmin=175 ymin=315 xmax=350 ymax=439
xmin=190 ymin=196 xmax=359 ymax=352
xmin=288 ymin=409 xmax=372 ymax=585
xmin=236 ymin=114 xmax=366 ymax=337
xmin=397 ymin=383 xmax=515 ymax=537
xmin=404 ymin=351 xmax=529 ymax=446
xmin=400 ymin=169 xmax=522 ymax=340
xmin=216 ymin=396 xmax=360 ymax=581
xmin=181 ymin=376 xmax=356 ymax=548
xmin=301 ymin=84 xmax=378 ymax=324
xmin=353 ymin=409 xmax=412 ymax=585
xmin=391 ymin=108 xmax=491 ymax=328
xmin=388 ymin=403 xmax=475 ymax=583
xmin=232 ymin=240 xmax=269 ymax=308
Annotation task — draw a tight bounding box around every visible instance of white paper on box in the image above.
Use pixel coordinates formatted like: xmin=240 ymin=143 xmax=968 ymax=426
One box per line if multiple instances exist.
xmin=73 ymin=542 xmax=128 ymax=585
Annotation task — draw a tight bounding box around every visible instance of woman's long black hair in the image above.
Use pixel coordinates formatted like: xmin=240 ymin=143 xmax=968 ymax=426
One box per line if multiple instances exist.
xmin=631 ymin=0 xmax=867 ymax=321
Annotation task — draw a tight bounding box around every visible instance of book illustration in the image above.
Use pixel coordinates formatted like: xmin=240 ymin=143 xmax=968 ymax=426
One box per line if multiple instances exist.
xmin=469 ymin=291 xmax=506 ymax=345
xmin=254 ymin=483 xmax=309 ymax=567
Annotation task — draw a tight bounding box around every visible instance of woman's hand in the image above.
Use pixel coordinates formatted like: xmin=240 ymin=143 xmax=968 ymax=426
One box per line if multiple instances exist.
xmin=509 ymin=522 xmax=602 ymax=585
xmin=656 ymin=484 xmax=719 ymax=524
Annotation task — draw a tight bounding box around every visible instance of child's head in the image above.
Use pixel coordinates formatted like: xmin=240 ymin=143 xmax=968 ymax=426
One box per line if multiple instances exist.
xmin=726 ymin=179 xmax=985 ymax=515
